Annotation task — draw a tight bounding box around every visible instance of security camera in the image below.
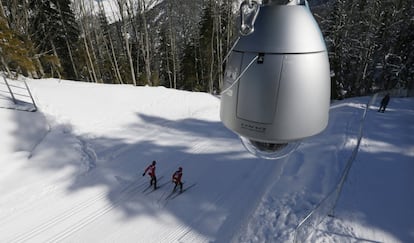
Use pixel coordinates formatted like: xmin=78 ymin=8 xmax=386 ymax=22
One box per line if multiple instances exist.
xmin=220 ymin=1 xmax=330 ymax=159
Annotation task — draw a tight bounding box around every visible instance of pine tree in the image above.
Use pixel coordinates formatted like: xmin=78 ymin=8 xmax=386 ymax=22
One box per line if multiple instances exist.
xmin=29 ymin=0 xmax=79 ymax=79
xmin=181 ymin=39 xmax=201 ymax=90
xmin=198 ymin=1 xmax=215 ymax=92
xmin=55 ymin=0 xmax=80 ymax=80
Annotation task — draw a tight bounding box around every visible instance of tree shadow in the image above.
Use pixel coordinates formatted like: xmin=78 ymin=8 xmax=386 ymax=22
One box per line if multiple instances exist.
xmin=6 ymin=108 xmax=283 ymax=242
xmin=7 ymin=96 xmax=412 ymax=242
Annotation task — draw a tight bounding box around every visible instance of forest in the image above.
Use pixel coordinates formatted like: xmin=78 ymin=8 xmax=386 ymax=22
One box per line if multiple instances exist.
xmin=0 ymin=0 xmax=412 ymax=99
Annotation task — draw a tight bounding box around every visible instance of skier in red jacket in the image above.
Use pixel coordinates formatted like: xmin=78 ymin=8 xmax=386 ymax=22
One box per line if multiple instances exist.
xmin=172 ymin=167 xmax=183 ymax=192
xmin=143 ymin=160 xmax=157 ymax=189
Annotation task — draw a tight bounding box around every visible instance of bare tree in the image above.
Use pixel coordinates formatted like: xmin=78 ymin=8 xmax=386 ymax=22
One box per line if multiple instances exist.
xmin=95 ymin=2 xmax=121 ymax=84
xmin=76 ymin=0 xmax=99 ymax=83
xmin=117 ymin=0 xmax=137 ymax=86
xmin=137 ymin=0 xmax=156 ymax=86
xmin=166 ymin=0 xmax=178 ymax=88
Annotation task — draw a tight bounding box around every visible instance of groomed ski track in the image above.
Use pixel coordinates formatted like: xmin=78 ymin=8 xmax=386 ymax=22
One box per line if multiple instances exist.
xmin=0 ymin=79 xmax=287 ymax=242
xmin=0 ymin=116 xmax=284 ymax=243
xmin=2 ymin=79 xmax=412 ymax=242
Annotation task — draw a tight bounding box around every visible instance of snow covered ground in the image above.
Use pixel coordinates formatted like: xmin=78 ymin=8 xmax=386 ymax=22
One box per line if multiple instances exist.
xmin=0 ymin=77 xmax=413 ymax=242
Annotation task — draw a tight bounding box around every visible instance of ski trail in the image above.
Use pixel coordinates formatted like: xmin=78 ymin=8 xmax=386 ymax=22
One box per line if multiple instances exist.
xmin=157 ymin=192 xmax=227 ymax=243
xmin=56 ymin=139 xmax=213 ymax=242
xmin=41 ymin=139 xmax=209 ymax=242
xmin=159 ymin=158 xmax=276 ymax=243
xmin=7 ymin=174 xmax=147 ymax=243
xmin=97 ymin=140 xmax=220 ymax=242
xmin=162 ymin=183 xmax=197 ymax=206
xmin=8 ymin=125 xmax=208 ymax=241
xmin=44 ymin=186 xmax=143 ymax=243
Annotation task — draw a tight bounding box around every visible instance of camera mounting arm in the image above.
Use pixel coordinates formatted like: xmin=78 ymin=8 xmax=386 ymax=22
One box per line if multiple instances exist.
xmin=240 ymin=0 xmax=308 ymax=36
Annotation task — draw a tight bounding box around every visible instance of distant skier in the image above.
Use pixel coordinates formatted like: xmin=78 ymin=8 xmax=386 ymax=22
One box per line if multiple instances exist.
xmin=378 ymin=93 xmax=390 ymax=113
xmin=172 ymin=167 xmax=183 ymax=192
xmin=143 ymin=160 xmax=157 ymax=189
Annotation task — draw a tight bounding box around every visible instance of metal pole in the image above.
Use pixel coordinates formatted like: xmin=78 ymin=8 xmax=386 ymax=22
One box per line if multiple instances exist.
xmin=23 ymin=80 xmax=37 ymax=111
xmin=3 ymin=76 xmax=17 ymax=104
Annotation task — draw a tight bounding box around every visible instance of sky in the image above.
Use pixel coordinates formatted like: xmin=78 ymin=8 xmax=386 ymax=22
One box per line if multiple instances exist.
xmin=0 ymin=77 xmax=413 ymax=242
xmin=90 ymin=0 xmax=163 ymax=23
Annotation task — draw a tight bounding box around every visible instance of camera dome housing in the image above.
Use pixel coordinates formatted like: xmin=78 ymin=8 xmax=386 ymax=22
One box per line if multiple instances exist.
xmin=220 ymin=3 xmax=330 ymax=159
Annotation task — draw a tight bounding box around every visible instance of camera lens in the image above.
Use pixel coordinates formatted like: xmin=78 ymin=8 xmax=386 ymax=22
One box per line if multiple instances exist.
xmin=240 ymin=136 xmax=300 ymax=159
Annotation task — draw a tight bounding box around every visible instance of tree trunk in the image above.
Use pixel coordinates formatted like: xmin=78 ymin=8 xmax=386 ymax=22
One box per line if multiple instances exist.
xmin=139 ymin=0 xmax=152 ymax=86
xmin=66 ymin=39 xmax=79 ymax=80
xmin=109 ymin=36 xmax=124 ymax=84
xmin=88 ymin=1 xmax=104 ymax=83
xmin=216 ymin=12 xmax=223 ymax=92
xmin=165 ymin=44 xmax=172 ymax=88
xmin=82 ymin=34 xmax=98 ymax=83
xmin=209 ymin=13 xmax=216 ymax=94
xmin=167 ymin=3 xmax=177 ymax=89
xmin=117 ymin=0 xmax=137 ymax=86
xmin=34 ymin=55 xmax=45 ymax=78
xmin=50 ymin=41 xmax=62 ymax=79
xmin=78 ymin=0 xmax=98 ymax=83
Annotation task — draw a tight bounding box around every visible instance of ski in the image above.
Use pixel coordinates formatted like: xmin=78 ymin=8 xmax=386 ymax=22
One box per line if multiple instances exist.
xmin=169 ymin=183 xmax=197 ymax=200
xmin=142 ymin=176 xmax=164 ymax=193
xmin=165 ymin=183 xmax=197 ymax=201
xmin=142 ymin=185 xmax=152 ymax=193
xmin=164 ymin=190 xmax=177 ymax=201
xmin=145 ymin=180 xmax=170 ymax=195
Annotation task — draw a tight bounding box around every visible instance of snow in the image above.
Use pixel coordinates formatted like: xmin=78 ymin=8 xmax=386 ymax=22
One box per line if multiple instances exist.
xmin=0 ymin=77 xmax=413 ymax=243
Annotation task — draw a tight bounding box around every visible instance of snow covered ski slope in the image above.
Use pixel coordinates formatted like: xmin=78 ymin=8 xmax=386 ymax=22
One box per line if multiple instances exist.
xmin=0 ymin=78 xmax=412 ymax=242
